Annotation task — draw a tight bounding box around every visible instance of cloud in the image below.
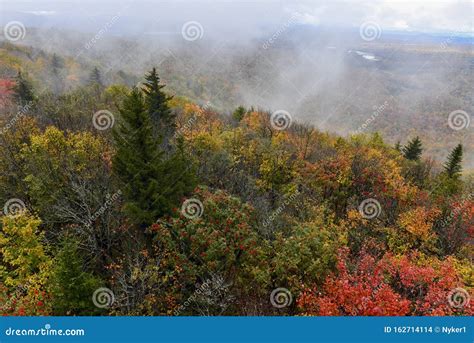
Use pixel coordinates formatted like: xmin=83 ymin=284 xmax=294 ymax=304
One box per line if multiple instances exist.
xmin=286 ymin=0 xmax=472 ymax=33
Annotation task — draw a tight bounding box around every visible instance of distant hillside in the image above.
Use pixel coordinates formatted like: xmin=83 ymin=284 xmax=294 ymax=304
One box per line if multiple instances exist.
xmin=1 ymin=26 xmax=472 ymax=170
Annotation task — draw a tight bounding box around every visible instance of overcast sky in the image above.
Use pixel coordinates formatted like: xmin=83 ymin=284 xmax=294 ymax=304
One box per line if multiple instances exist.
xmin=1 ymin=0 xmax=472 ymax=37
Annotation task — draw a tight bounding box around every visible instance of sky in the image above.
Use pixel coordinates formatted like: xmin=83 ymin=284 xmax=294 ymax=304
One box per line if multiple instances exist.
xmin=0 ymin=0 xmax=472 ymax=38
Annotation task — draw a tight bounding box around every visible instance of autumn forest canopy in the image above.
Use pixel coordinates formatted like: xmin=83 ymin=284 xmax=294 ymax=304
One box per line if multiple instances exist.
xmin=0 ymin=24 xmax=473 ymax=317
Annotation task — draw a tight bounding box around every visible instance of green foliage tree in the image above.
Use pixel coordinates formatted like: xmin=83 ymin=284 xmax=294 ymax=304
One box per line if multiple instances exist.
xmin=402 ymin=136 xmax=423 ymax=161
xmin=152 ymin=187 xmax=270 ymax=315
xmin=0 ymin=213 xmax=50 ymax=288
xmin=0 ymin=213 xmax=52 ymax=315
xmin=88 ymin=67 xmax=103 ymax=87
xmin=394 ymin=141 xmax=401 ymax=152
xmin=141 ymin=67 xmax=174 ymax=137
xmin=443 ymin=144 xmax=463 ymax=179
xmin=232 ymin=106 xmax=246 ymax=122
xmin=49 ymin=239 xmax=103 ymax=315
xmin=113 ymin=89 xmax=195 ymax=229
xmin=51 ymin=54 xmax=63 ymax=76
xmin=10 ymin=71 xmax=35 ymax=105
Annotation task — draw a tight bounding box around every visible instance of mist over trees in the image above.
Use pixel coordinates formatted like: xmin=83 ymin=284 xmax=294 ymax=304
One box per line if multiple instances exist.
xmin=0 ymin=14 xmax=472 ymax=317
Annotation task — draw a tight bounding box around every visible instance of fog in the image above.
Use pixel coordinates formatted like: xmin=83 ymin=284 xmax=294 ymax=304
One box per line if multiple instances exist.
xmin=1 ymin=0 xmax=472 ymax=166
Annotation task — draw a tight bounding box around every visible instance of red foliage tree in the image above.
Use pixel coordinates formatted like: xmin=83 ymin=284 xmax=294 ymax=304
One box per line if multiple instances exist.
xmin=297 ymin=248 xmax=472 ymax=316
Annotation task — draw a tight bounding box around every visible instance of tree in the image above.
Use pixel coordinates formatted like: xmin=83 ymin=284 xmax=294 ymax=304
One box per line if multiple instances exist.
xmin=113 ymin=89 xmax=195 ymax=229
xmin=88 ymin=67 xmax=103 ymax=87
xmin=151 ymin=187 xmax=270 ymax=315
xmin=297 ymin=249 xmax=473 ymax=316
xmin=20 ymin=125 xmax=124 ymax=272
xmin=49 ymin=239 xmax=103 ymax=315
xmin=394 ymin=141 xmax=401 ymax=152
xmin=51 ymin=54 xmax=63 ymax=76
xmin=50 ymin=54 xmax=64 ymax=93
xmin=10 ymin=71 xmax=35 ymax=105
xmin=141 ymin=67 xmax=174 ymax=138
xmin=232 ymin=106 xmax=246 ymax=122
xmin=444 ymin=144 xmax=463 ymax=179
xmin=402 ymin=136 xmax=423 ymax=161
xmin=0 ymin=213 xmax=51 ymax=315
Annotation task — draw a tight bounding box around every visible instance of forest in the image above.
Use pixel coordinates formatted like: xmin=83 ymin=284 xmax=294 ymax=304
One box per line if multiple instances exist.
xmin=0 ymin=44 xmax=473 ymax=316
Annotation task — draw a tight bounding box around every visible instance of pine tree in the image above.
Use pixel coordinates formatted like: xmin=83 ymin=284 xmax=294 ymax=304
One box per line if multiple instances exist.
xmin=10 ymin=71 xmax=35 ymax=105
xmin=394 ymin=141 xmax=401 ymax=152
xmin=112 ymin=89 xmax=195 ymax=228
xmin=233 ymin=106 xmax=246 ymax=122
xmin=88 ymin=67 xmax=103 ymax=87
xmin=443 ymin=144 xmax=463 ymax=178
xmin=141 ymin=68 xmax=175 ymax=137
xmin=402 ymin=136 xmax=423 ymax=161
xmin=51 ymin=54 xmax=62 ymax=76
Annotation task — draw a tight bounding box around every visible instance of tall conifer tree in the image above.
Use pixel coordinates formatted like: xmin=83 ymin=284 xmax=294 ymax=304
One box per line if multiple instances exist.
xmin=402 ymin=136 xmax=423 ymax=161
xmin=141 ymin=68 xmax=175 ymax=138
xmin=443 ymin=144 xmax=463 ymax=179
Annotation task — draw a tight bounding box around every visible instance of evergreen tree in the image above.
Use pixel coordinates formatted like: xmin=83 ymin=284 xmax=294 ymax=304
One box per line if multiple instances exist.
xmin=49 ymin=239 xmax=103 ymax=315
xmin=51 ymin=54 xmax=63 ymax=76
xmin=394 ymin=141 xmax=401 ymax=152
xmin=233 ymin=106 xmax=246 ymax=122
xmin=443 ymin=144 xmax=463 ymax=179
xmin=10 ymin=71 xmax=35 ymax=105
xmin=402 ymin=136 xmax=423 ymax=161
xmin=112 ymin=89 xmax=195 ymax=228
xmin=88 ymin=67 xmax=103 ymax=87
xmin=141 ymin=68 xmax=174 ymax=137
